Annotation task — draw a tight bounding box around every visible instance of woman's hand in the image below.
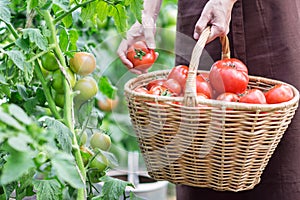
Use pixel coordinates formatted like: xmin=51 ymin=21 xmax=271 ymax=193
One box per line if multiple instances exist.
xmin=194 ymin=0 xmax=237 ymax=43
xmin=117 ymin=0 xmax=162 ymax=74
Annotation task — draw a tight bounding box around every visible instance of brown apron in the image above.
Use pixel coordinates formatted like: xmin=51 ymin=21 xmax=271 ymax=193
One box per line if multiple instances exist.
xmin=175 ymin=0 xmax=300 ymax=199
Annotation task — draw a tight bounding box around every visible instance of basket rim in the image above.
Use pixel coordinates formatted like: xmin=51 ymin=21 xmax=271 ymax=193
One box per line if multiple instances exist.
xmin=124 ymin=69 xmax=300 ymax=112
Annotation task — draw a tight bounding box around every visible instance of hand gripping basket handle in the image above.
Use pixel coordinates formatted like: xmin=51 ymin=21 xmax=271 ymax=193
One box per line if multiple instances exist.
xmin=183 ymin=27 xmax=211 ymax=106
xmin=183 ymin=27 xmax=231 ymax=106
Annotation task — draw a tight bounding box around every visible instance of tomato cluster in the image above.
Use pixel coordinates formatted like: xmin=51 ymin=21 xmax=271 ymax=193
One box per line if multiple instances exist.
xmin=40 ymin=51 xmax=98 ymax=108
xmin=134 ymin=59 xmax=294 ymax=105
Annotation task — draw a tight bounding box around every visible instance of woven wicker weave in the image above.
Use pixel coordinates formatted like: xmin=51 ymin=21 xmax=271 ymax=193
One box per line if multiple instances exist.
xmin=124 ymin=27 xmax=299 ymax=192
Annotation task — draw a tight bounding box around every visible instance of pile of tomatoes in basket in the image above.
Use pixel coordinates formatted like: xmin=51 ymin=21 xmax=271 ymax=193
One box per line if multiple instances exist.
xmin=134 ymin=58 xmax=294 ymax=104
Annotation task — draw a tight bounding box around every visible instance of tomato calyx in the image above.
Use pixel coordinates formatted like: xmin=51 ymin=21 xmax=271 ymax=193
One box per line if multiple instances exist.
xmin=133 ymin=48 xmax=147 ymax=60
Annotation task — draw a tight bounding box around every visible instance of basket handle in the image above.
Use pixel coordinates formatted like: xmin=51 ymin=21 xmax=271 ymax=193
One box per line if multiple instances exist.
xmin=183 ymin=28 xmax=231 ymax=106
xmin=183 ymin=27 xmax=211 ymax=107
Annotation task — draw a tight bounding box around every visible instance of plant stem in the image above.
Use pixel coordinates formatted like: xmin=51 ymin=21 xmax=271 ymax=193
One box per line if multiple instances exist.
xmin=5 ymin=22 xmax=19 ymax=39
xmin=40 ymin=10 xmax=86 ymax=200
xmin=34 ymin=61 xmax=61 ymax=119
xmin=53 ymin=0 xmax=96 ymax=24
xmin=27 ymin=44 xmax=56 ymax=63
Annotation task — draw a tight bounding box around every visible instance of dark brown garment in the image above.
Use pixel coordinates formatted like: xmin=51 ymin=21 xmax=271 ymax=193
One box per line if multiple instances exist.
xmin=175 ymin=0 xmax=300 ymax=199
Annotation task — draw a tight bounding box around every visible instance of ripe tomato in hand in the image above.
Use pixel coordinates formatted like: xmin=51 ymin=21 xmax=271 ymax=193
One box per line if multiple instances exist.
xmin=196 ymin=75 xmax=212 ymax=99
xmin=239 ymin=89 xmax=266 ymax=104
xmin=209 ymin=58 xmax=249 ymax=94
xmin=216 ymin=92 xmax=240 ymax=102
xmin=127 ymin=41 xmax=156 ymax=71
xmin=264 ymin=84 xmax=294 ymax=104
xmin=167 ymin=65 xmax=189 ymax=87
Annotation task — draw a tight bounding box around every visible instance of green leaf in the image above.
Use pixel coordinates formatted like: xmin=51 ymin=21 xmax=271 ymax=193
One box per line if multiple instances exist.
xmin=33 ymin=179 xmax=62 ymax=200
xmin=98 ymin=76 xmax=118 ymax=99
xmin=68 ymin=29 xmax=78 ymax=51
xmin=0 ymin=108 xmax=25 ymax=131
xmin=62 ymin=13 xmax=73 ymax=28
xmin=8 ymin=104 xmax=32 ymax=125
xmin=81 ymin=1 xmax=97 ymax=23
xmin=0 ymin=0 xmax=11 ymax=23
xmin=51 ymin=152 xmax=85 ymax=189
xmin=97 ymin=1 xmax=109 ymax=22
xmin=16 ymin=169 xmax=36 ymax=200
xmin=0 ymin=149 xmax=35 ymax=185
xmin=3 ymin=182 xmax=17 ymax=200
xmin=59 ymin=27 xmax=68 ymax=52
xmin=22 ymin=28 xmax=48 ymax=51
xmin=53 ymin=0 xmax=69 ymax=11
xmin=97 ymin=176 xmax=134 ymax=200
xmin=109 ymin=5 xmax=128 ymax=37
xmin=128 ymin=0 xmax=143 ymax=23
xmin=5 ymin=50 xmax=26 ymax=71
xmin=27 ymin=0 xmax=39 ymax=10
xmin=44 ymin=118 xmax=72 ymax=153
xmin=15 ymin=38 xmax=31 ymax=52
xmin=0 ymin=74 xmax=7 ymax=85
xmin=7 ymin=134 xmax=33 ymax=152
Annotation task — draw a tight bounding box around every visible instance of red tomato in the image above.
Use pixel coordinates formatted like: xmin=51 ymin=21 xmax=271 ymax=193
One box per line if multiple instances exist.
xmin=146 ymin=79 xmax=166 ymax=90
xmin=134 ymin=87 xmax=149 ymax=94
xmin=264 ymin=84 xmax=294 ymax=104
xmin=167 ymin=65 xmax=189 ymax=87
xmin=149 ymin=85 xmax=173 ymax=96
xmin=127 ymin=41 xmax=156 ymax=71
xmin=216 ymin=92 xmax=240 ymax=102
xmin=209 ymin=58 xmax=249 ymax=94
xmin=162 ymin=78 xmax=182 ymax=96
xmin=239 ymin=89 xmax=266 ymax=104
xmin=196 ymin=75 xmax=212 ymax=99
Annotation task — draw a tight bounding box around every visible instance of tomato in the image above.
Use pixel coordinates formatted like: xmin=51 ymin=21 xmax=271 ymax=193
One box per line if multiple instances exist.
xmin=146 ymin=79 xmax=166 ymax=90
xmin=90 ymin=132 xmax=111 ymax=151
xmin=34 ymin=152 xmax=48 ymax=165
xmin=126 ymin=41 xmax=156 ymax=71
xmin=162 ymin=78 xmax=182 ymax=96
xmin=209 ymin=58 xmax=249 ymax=94
xmin=69 ymin=52 xmax=96 ymax=76
xmin=134 ymin=87 xmax=150 ymax=94
xmin=167 ymin=65 xmax=189 ymax=88
xmin=76 ymin=130 xmax=88 ymax=146
xmin=264 ymin=84 xmax=294 ymax=104
xmin=80 ymin=146 xmax=93 ymax=166
xmin=149 ymin=85 xmax=172 ymax=96
xmin=73 ymin=76 xmax=98 ymax=103
xmin=52 ymin=68 xmax=76 ymax=94
xmin=239 ymin=89 xmax=266 ymax=104
xmin=41 ymin=52 xmax=59 ymax=71
xmin=54 ymin=93 xmax=64 ymax=108
xmin=216 ymin=92 xmax=240 ymax=102
xmin=97 ymin=96 xmax=119 ymax=112
xmin=90 ymin=154 xmax=108 ymax=172
xmin=196 ymin=75 xmax=212 ymax=99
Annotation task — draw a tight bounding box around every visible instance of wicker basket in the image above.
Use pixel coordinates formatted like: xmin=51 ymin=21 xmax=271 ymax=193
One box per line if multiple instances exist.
xmin=124 ymin=27 xmax=299 ymax=192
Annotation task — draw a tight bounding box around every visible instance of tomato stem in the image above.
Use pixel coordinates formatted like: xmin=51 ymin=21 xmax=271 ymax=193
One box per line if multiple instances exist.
xmin=134 ymin=48 xmax=146 ymax=60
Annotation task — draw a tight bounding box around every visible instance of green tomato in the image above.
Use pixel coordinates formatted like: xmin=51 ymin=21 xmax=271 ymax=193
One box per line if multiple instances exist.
xmin=90 ymin=154 xmax=108 ymax=172
xmin=54 ymin=93 xmax=64 ymax=108
xmin=35 ymin=152 xmax=48 ymax=165
xmin=73 ymin=76 xmax=98 ymax=103
xmin=87 ymin=168 xmax=106 ymax=183
xmin=52 ymin=68 xmax=76 ymax=94
xmin=41 ymin=52 xmax=60 ymax=71
xmin=90 ymin=132 xmax=111 ymax=151
xmin=69 ymin=52 xmax=96 ymax=76
xmin=78 ymin=130 xmax=88 ymax=146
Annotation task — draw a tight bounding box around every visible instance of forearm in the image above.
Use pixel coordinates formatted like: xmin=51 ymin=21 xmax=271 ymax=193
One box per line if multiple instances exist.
xmin=142 ymin=0 xmax=163 ymax=22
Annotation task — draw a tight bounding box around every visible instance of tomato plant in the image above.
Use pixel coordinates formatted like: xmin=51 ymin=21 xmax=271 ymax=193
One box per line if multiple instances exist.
xmin=264 ymin=84 xmax=294 ymax=104
xmin=97 ymin=96 xmax=119 ymax=112
xmin=209 ymin=58 xmax=249 ymax=94
xmin=126 ymin=41 xmax=156 ymax=71
xmin=0 ymin=0 xmax=144 ymax=199
xmin=239 ymin=89 xmax=267 ymax=104
xmin=69 ymin=52 xmax=96 ymax=76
